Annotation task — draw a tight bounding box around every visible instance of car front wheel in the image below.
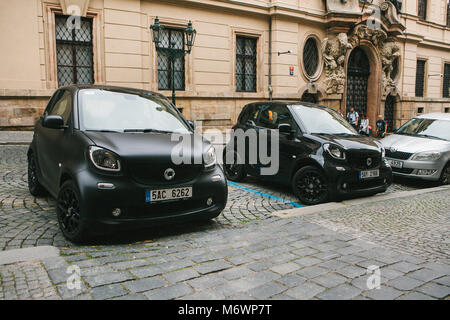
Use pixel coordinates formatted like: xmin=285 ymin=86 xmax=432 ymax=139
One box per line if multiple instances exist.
xmin=28 ymin=152 xmax=47 ymax=196
xmin=440 ymin=163 xmax=450 ymax=185
xmin=57 ymin=180 xmax=90 ymax=243
xmin=292 ymin=166 xmax=330 ymax=205
xmin=223 ymin=150 xmax=246 ymax=182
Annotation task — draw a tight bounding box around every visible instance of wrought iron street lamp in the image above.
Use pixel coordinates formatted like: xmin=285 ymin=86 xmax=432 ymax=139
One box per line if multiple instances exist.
xmin=150 ymin=17 xmax=196 ymax=106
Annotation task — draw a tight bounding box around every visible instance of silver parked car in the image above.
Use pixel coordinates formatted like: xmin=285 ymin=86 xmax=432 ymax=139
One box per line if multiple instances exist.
xmin=380 ymin=113 xmax=450 ymax=184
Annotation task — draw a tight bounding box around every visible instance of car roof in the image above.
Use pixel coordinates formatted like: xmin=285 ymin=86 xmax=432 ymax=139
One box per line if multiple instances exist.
xmin=59 ymin=84 xmax=166 ymax=98
xmin=248 ymin=101 xmax=326 ymax=108
xmin=415 ymin=113 xmax=450 ymax=121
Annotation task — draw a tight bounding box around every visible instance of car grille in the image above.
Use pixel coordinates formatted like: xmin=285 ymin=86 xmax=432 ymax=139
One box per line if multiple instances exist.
xmin=385 ymin=150 xmax=413 ymax=160
xmin=392 ymin=167 xmax=414 ymax=174
xmin=128 ymin=162 xmax=203 ymax=185
xmin=347 ymin=150 xmax=382 ymax=169
xmin=349 ymin=178 xmax=385 ymax=191
xmin=127 ymin=198 xmax=208 ymax=218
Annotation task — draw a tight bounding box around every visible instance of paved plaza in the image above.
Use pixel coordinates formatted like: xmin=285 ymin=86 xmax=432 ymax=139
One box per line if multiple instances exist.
xmin=0 ymin=144 xmax=449 ymax=300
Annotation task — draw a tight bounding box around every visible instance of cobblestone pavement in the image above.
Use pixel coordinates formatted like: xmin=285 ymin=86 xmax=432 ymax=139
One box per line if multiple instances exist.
xmin=1 ymin=145 xmax=449 ymax=300
xmin=304 ymin=190 xmax=450 ymax=265
xmin=0 ymin=145 xmax=426 ymax=250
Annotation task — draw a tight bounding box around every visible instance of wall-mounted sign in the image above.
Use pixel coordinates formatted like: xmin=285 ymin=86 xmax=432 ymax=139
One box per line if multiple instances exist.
xmin=289 ymin=66 xmax=294 ymax=76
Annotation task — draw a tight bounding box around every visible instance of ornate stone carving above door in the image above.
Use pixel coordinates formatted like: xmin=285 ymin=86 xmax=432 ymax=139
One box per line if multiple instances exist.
xmin=321 ymin=33 xmax=353 ymax=94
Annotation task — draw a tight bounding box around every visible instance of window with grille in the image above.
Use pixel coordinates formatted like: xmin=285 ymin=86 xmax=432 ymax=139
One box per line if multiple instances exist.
xmin=415 ymin=60 xmax=426 ymax=97
xmin=236 ymin=36 xmax=257 ymax=92
xmin=447 ymin=0 xmax=450 ymax=27
xmin=418 ymin=0 xmax=427 ymax=20
xmin=55 ymin=15 xmax=94 ymax=86
xmin=443 ymin=63 xmax=450 ymax=98
xmin=157 ymin=28 xmax=185 ymax=91
xmin=303 ymin=38 xmax=319 ymax=78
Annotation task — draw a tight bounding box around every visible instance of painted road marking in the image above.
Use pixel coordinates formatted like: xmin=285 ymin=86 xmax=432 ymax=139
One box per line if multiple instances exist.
xmin=227 ymin=181 xmax=303 ymax=208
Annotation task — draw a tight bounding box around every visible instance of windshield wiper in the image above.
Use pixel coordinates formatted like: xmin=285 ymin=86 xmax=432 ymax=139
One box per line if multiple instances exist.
xmin=416 ymin=134 xmax=447 ymax=141
xmin=124 ymin=128 xmax=173 ymax=134
xmin=86 ymin=129 xmax=121 ymax=133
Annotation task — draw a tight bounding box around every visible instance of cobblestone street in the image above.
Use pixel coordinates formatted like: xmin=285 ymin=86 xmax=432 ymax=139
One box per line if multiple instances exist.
xmin=0 ymin=145 xmax=449 ymax=300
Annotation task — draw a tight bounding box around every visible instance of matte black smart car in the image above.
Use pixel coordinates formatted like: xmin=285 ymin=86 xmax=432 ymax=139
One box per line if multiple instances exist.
xmin=28 ymin=85 xmax=227 ymax=242
xmin=223 ymin=102 xmax=392 ymax=205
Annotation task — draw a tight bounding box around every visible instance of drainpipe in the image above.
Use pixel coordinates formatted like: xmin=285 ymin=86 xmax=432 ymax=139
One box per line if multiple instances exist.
xmin=268 ymin=9 xmax=273 ymax=101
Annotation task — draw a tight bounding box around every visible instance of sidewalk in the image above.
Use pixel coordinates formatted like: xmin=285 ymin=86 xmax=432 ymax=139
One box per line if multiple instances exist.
xmin=0 ymin=131 xmax=33 ymax=145
xmin=1 ymin=188 xmax=449 ymax=300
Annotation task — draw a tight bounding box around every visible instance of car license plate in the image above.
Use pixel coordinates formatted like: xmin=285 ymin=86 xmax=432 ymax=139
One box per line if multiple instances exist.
xmin=359 ymin=169 xmax=379 ymax=179
xmin=387 ymin=159 xmax=403 ymax=168
xmin=145 ymin=187 xmax=192 ymax=203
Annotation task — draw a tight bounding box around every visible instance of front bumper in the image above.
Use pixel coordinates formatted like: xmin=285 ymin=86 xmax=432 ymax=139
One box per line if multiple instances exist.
xmin=324 ymin=159 xmax=393 ymax=198
xmin=386 ymin=157 xmax=444 ymax=181
xmin=74 ymin=165 xmax=228 ymax=233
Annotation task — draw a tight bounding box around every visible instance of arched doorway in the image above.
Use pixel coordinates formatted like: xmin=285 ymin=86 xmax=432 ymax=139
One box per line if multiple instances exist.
xmin=300 ymin=92 xmax=318 ymax=103
xmin=346 ymin=47 xmax=370 ymax=117
xmin=384 ymin=95 xmax=396 ymax=132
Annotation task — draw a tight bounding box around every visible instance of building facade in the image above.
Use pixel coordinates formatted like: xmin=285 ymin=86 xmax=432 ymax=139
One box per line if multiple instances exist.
xmin=0 ymin=0 xmax=449 ymax=132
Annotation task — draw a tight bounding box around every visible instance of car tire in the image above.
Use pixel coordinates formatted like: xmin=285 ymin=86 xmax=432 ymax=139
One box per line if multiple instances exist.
xmin=223 ymin=150 xmax=246 ymax=182
xmin=56 ymin=180 xmax=91 ymax=244
xmin=27 ymin=152 xmax=47 ymax=196
xmin=440 ymin=163 xmax=450 ymax=185
xmin=292 ymin=166 xmax=330 ymax=205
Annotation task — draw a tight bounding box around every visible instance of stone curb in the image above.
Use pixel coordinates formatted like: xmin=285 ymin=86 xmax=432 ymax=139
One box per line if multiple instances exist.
xmin=273 ymin=185 xmax=450 ymax=219
xmin=0 ymin=246 xmax=60 ymax=265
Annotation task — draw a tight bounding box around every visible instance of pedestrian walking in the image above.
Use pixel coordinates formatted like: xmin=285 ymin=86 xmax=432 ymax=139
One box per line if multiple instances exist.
xmin=347 ymin=107 xmax=359 ymax=131
xmin=359 ymin=114 xmax=371 ymax=136
xmin=376 ymin=114 xmax=387 ymax=138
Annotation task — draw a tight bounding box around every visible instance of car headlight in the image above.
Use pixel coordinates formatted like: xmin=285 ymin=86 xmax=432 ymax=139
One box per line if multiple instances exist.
xmin=203 ymin=146 xmax=217 ymax=168
xmin=89 ymin=146 xmax=121 ymax=171
xmin=381 ymin=147 xmax=386 ymax=158
xmin=411 ymin=151 xmax=441 ymax=161
xmin=323 ymin=144 xmax=346 ymax=160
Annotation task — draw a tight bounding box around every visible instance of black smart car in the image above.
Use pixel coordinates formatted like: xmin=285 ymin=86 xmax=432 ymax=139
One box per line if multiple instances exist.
xmin=28 ymin=85 xmax=227 ymax=242
xmin=223 ymin=102 xmax=392 ymax=205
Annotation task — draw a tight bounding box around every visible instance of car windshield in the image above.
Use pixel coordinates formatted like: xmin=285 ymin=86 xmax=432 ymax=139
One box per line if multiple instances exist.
xmin=290 ymin=105 xmax=357 ymax=135
xmin=396 ymin=118 xmax=450 ymax=141
xmin=78 ymin=89 xmax=191 ymax=133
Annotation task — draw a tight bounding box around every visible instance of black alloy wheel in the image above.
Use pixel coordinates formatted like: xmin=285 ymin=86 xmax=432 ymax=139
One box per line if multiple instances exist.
xmin=57 ymin=180 xmax=89 ymax=243
xmin=223 ymin=150 xmax=246 ymax=182
xmin=28 ymin=153 xmax=47 ymax=196
xmin=292 ymin=166 xmax=330 ymax=205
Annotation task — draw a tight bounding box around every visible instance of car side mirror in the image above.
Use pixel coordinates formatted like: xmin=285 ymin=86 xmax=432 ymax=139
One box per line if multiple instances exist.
xmin=42 ymin=115 xmax=66 ymax=129
xmin=187 ymin=120 xmax=196 ymax=130
xmin=245 ymin=120 xmax=256 ymax=127
xmin=278 ymin=123 xmax=295 ymax=138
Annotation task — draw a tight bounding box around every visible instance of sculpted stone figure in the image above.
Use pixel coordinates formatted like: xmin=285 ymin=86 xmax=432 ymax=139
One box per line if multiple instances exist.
xmin=321 ymin=33 xmax=353 ymax=94
xmin=380 ymin=39 xmax=401 ymax=91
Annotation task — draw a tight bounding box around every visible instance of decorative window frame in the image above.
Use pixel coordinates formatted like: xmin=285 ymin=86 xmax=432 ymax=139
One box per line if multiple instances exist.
xmin=415 ymin=57 xmax=428 ymax=97
xmin=442 ymin=60 xmax=450 ymax=98
xmin=149 ymin=16 xmax=194 ymax=95
xmin=300 ymin=33 xmax=323 ymax=82
xmin=43 ymin=3 xmax=104 ymax=89
xmin=231 ymin=28 xmax=264 ymax=95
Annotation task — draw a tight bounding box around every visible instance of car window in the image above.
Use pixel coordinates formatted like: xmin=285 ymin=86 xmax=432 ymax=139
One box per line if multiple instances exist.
xmin=291 ymin=104 xmax=357 ymax=135
xmin=78 ymin=89 xmax=191 ymax=133
xmin=396 ymin=118 xmax=450 ymax=141
xmin=238 ymin=105 xmax=252 ymax=124
xmin=48 ymin=90 xmax=72 ymax=125
xmin=256 ymin=105 xmax=294 ymax=130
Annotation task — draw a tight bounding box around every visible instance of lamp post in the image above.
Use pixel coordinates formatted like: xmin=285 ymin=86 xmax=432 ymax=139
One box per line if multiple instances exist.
xmin=150 ymin=17 xmax=196 ymax=107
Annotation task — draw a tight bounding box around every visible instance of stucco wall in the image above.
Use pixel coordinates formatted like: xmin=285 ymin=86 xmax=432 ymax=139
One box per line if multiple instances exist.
xmin=0 ymin=0 xmax=449 ymax=130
